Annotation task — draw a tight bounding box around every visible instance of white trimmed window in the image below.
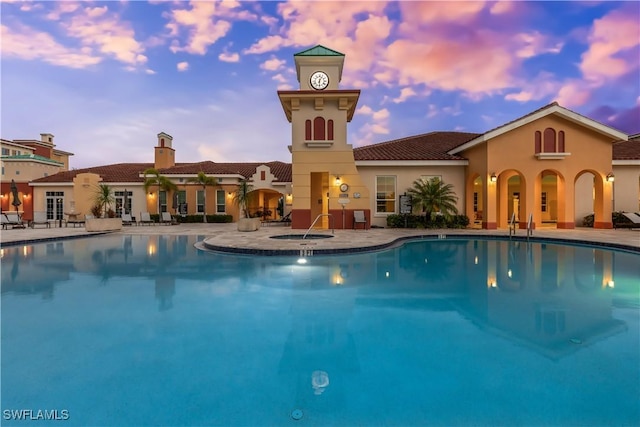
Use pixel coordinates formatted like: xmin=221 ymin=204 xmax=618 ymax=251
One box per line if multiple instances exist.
xmin=376 ymin=176 xmax=396 ymax=214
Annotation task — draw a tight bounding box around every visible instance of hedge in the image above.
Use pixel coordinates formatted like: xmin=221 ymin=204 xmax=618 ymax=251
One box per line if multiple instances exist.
xmin=149 ymin=214 xmax=233 ymax=223
xmin=386 ymin=214 xmax=470 ymax=229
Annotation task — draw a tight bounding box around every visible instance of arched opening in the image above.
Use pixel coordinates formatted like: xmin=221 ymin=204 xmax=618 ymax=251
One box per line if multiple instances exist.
xmin=575 ymin=169 xmax=612 ymax=228
xmin=466 ymin=174 xmax=483 ymax=228
xmin=536 ymin=170 xmax=565 ymax=228
xmin=496 ymin=170 xmax=526 ymax=229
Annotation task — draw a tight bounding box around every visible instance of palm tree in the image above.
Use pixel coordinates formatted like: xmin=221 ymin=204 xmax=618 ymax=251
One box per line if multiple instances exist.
xmin=186 ymin=171 xmax=218 ymax=223
xmin=143 ymin=168 xmax=178 ymax=213
xmin=407 ymin=177 xmax=459 ymax=222
xmin=93 ymin=184 xmax=115 ymax=217
xmin=233 ymin=179 xmax=254 ymax=219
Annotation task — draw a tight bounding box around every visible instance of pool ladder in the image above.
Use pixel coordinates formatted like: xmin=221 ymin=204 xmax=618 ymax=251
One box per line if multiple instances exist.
xmin=508 ymin=212 xmax=517 ymax=239
xmin=526 ymin=213 xmax=533 ymax=241
xmin=303 ymin=214 xmax=335 ymax=239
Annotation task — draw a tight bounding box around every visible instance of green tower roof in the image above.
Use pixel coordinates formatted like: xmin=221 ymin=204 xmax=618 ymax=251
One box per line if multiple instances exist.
xmin=294 ymin=45 xmax=344 ymax=57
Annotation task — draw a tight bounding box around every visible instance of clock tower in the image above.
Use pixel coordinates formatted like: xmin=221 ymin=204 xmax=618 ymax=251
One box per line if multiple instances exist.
xmin=278 ymin=45 xmax=370 ymax=230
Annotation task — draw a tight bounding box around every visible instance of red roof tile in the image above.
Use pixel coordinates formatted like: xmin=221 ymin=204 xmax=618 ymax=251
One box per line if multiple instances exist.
xmin=353 ymin=131 xmax=480 ymax=161
xmin=32 ymin=161 xmax=292 ymax=184
xmin=32 ymin=163 xmax=155 ymax=183
xmin=613 ymin=134 xmax=640 ymax=160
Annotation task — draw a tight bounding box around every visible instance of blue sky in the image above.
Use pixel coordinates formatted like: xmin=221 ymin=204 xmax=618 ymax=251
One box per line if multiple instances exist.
xmin=2 ymin=0 xmax=639 ymax=169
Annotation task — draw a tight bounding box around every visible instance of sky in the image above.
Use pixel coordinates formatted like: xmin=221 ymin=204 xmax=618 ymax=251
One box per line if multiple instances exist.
xmin=1 ymin=0 xmax=639 ymax=169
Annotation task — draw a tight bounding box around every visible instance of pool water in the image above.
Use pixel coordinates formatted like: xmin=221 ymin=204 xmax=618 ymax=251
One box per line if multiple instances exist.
xmin=1 ymin=235 xmax=639 ymax=426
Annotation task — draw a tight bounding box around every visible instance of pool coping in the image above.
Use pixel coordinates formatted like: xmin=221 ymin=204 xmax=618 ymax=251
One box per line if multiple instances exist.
xmin=200 ymin=233 xmax=640 ymax=256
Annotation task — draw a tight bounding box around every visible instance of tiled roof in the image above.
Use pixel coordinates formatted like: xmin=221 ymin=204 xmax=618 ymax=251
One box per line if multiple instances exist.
xmin=354 ymin=132 xmax=480 ymax=161
xmin=32 ymin=161 xmax=293 ymax=184
xmin=32 ymin=163 xmax=154 ymax=183
xmin=294 ymin=45 xmax=344 ymax=56
xmin=160 ymin=161 xmax=292 ymax=182
xmin=613 ymin=137 xmax=640 ymax=160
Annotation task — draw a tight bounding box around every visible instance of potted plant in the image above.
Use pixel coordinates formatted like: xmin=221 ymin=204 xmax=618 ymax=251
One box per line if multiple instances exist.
xmin=86 ymin=184 xmax=122 ymax=232
xmin=233 ymin=179 xmax=260 ymax=231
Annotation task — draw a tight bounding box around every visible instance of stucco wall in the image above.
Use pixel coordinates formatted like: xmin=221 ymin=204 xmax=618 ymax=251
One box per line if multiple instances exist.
xmin=356 ymin=165 xmax=466 ymax=228
xmin=613 ymin=165 xmax=640 ymax=212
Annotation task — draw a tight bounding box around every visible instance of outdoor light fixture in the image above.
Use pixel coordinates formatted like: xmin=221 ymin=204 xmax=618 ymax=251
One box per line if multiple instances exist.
xmin=335 ymin=176 xmax=341 ymax=184
xmin=490 ymin=173 xmax=497 ymax=183
xmin=606 ymin=172 xmax=615 ymax=182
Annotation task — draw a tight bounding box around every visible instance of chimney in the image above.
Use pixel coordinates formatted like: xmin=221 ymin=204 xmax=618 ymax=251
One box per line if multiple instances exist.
xmin=154 ymin=132 xmax=175 ymax=169
xmin=40 ymin=133 xmax=54 ymax=145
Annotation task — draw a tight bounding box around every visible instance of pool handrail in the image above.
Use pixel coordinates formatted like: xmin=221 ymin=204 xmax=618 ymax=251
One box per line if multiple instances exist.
xmin=303 ymin=214 xmax=334 ymax=239
xmin=526 ymin=213 xmax=533 ymax=240
xmin=509 ymin=212 xmax=517 ymax=238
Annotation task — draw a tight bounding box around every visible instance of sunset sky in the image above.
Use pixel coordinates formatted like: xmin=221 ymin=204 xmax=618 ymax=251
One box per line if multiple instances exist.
xmin=2 ymin=0 xmax=639 ymax=169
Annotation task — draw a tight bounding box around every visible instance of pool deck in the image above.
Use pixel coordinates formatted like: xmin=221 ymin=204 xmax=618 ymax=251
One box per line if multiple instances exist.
xmin=1 ymin=222 xmax=638 ymax=253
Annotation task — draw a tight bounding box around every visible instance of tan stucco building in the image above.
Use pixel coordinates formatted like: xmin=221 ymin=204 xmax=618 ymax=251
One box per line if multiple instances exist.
xmin=14 ymin=45 xmax=640 ymax=229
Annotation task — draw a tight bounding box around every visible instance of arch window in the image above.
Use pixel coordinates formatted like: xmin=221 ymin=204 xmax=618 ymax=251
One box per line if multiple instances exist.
xmin=305 ymin=117 xmax=335 ymax=141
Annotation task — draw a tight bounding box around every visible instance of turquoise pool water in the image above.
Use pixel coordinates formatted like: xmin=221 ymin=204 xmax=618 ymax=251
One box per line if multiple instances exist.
xmin=1 ymin=235 xmax=639 ymax=426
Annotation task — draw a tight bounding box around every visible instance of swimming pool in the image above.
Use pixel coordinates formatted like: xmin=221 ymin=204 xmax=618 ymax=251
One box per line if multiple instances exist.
xmin=1 ymin=235 xmax=638 ymax=426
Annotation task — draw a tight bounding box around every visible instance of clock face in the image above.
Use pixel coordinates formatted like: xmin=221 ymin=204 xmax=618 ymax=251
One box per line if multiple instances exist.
xmin=339 ymin=183 xmax=349 ymax=192
xmin=310 ymin=71 xmax=329 ymax=90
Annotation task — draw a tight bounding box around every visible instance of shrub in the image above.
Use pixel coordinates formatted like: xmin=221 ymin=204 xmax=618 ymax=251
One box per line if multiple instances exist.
xmin=90 ymin=204 xmax=102 ymax=218
xmin=386 ymin=213 xmax=470 ymax=229
xmin=170 ymin=214 xmax=233 ymax=223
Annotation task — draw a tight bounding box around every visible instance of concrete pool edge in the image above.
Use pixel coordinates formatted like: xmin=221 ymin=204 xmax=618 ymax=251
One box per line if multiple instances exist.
xmin=200 ymin=232 xmax=640 ymax=256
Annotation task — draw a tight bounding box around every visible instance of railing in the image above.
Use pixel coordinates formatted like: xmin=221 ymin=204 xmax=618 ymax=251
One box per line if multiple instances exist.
xmin=303 ymin=214 xmax=334 ymax=239
xmin=509 ymin=212 xmax=517 ymax=238
xmin=526 ymin=213 xmax=533 ymax=240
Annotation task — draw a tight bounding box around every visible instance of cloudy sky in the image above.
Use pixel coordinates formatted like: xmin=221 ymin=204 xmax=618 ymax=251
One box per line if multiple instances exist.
xmin=2 ymin=0 xmax=639 ymax=169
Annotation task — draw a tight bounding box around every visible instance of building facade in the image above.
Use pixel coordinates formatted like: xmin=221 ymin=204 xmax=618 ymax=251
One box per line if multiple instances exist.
xmin=12 ymin=45 xmax=640 ymax=229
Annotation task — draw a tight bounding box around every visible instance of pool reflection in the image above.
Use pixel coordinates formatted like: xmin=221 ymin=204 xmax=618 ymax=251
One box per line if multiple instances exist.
xmin=1 ymin=236 xmax=637 ymax=360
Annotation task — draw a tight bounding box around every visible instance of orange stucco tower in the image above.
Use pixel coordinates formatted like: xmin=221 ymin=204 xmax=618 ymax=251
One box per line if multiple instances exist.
xmin=278 ymin=45 xmax=370 ymax=229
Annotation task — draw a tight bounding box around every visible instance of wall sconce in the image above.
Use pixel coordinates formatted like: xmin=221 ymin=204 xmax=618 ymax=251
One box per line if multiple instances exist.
xmin=335 ymin=176 xmax=341 ymax=184
xmin=606 ymin=172 xmax=615 ymax=182
xmin=227 ymin=191 xmax=233 ymax=197
xmin=490 ymin=173 xmax=497 ymax=183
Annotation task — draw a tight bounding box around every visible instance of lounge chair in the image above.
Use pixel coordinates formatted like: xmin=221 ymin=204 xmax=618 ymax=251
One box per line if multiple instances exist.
xmin=160 ymin=212 xmax=175 ymax=225
xmin=2 ymin=212 xmax=25 ymax=229
xmin=353 ymin=210 xmax=368 ymax=230
xmin=29 ymin=211 xmax=51 ymax=228
xmin=121 ymin=213 xmax=136 ymax=226
xmin=617 ymin=212 xmax=640 ymax=229
xmin=139 ymin=212 xmax=155 ymax=225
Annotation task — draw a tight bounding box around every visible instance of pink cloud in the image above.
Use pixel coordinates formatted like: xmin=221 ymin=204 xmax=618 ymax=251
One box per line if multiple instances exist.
xmin=219 ymin=51 xmax=239 ymax=63
xmin=385 ymin=33 xmax=515 ymax=94
xmin=1 ymin=23 xmax=102 ymax=68
xmin=580 ymin=6 xmax=640 ymax=84
xmin=392 ymin=87 xmax=417 ymax=103
xmin=260 ymin=56 xmax=286 ymax=71
xmin=556 ymin=80 xmax=591 ymax=107
xmin=177 ymin=61 xmax=189 ymax=71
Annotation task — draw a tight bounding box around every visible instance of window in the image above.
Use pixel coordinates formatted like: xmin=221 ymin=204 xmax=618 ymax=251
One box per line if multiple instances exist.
xmin=376 ymin=176 xmax=396 ymax=214
xmin=196 ymin=190 xmax=205 ymax=213
xmin=15 ymin=170 xmax=20 ymax=175
xmin=541 ymin=192 xmax=547 ymax=212
xmin=1 ymin=148 xmax=9 ymax=155
xmin=45 ymin=191 xmax=64 ymax=220
xmin=543 ymin=128 xmax=556 ymax=152
xmin=216 ymin=190 xmax=226 ymax=213
xmin=176 ymin=190 xmax=187 ymax=215
xmin=473 ymin=192 xmax=478 ymax=212
xmin=305 ymin=117 xmax=334 ymax=141
xmin=159 ymin=191 xmax=167 ymax=213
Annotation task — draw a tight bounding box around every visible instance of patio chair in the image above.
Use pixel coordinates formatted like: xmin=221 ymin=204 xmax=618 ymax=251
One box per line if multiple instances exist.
xmin=160 ymin=212 xmax=175 ymax=225
xmin=2 ymin=212 xmax=25 ymax=229
xmin=121 ymin=213 xmax=136 ymax=226
xmin=139 ymin=212 xmax=155 ymax=225
xmin=353 ymin=210 xmax=368 ymax=230
xmin=29 ymin=211 xmax=51 ymax=228
xmin=618 ymin=212 xmax=640 ymax=229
